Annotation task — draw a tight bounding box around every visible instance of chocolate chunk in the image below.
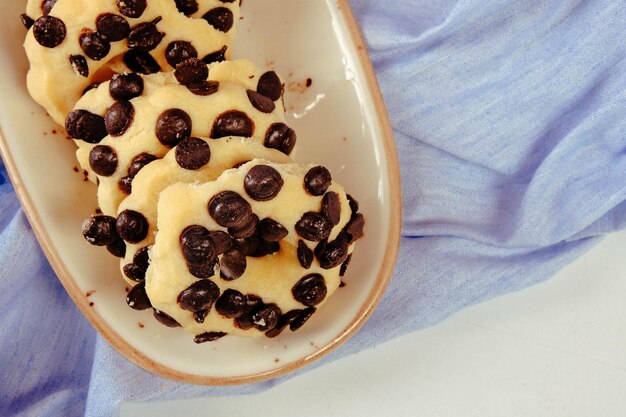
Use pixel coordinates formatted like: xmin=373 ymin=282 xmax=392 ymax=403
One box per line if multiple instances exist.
xmin=233 ymin=236 xmax=259 ymax=256
xmin=295 ymin=212 xmax=332 ymax=242
xmin=257 ymin=71 xmax=282 ymax=101
xmin=156 ymin=108 xmax=192 ymax=147
xmin=175 ymin=0 xmax=199 ymax=15
xmin=177 ymin=279 xmax=220 ymax=312
xmin=220 ymin=248 xmax=246 ymax=280
xmin=41 ymin=0 xmax=57 ymax=16
xmin=20 ymin=14 xmax=35 ymax=30
xmin=123 ymin=246 xmax=151 ymax=281
xmin=186 ymin=80 xmax=219 ymax=96
xmin=252 ymin=303 xmax=281 ymax=331
xmin=322 ymin=192 xmax=341 ymax=226
xmin=33 ymin=16 xmax=66 ymax=48
xmin=243 ymin=165 xmax=283 ymax=201
xmin=316 ymin=235 xmax=349 ymax=269
xmin=228 ymin=214 xmax=258 ymax=239
xmin=127 ymin=17 xmax=164 ymax=52
xmin=174 ymin=57 xmax=208 ymax=86
xmin=96 ymin=13 xmax=130 ymax=41
xmin=81 ymin=215 xmax=117 ymax=246
xmin=117 ymin=0 xmax=146 ymax=18
xmin=89 ymin=145 xmax=118 ymax=176
xmin=234 ymin=295 xmax=263 ymax=330
xmin=203 ymin=7 xmax=234 ymax=32
xmin=65 ymin=110 xmax=107 ymax=143
xmin=173 ymin=137 xmax=211 ymax=170
xmin=106 ymin=236 xmax=126 ymax=258
xmin=69 ymin=54 xmax=89 ymax=77
xmin=210 ymin=231 xmax=232 ymax=255
xmin=194 ymin=332 xmax=227 ymax=344
xmin=289 ymin=307 xmax=316 ymax=331
xmin=347 ymin=194 xmax=359 ymax=214
xmin=79 ymin=30 xmax=110 ymax=61
xmin=188 ymin=258 xmax=218 ymax=279
xmin=128 ymin=153 xmax=157 ymax=177
xmin=153 ymin=309 xmax=181 ymax=327
xmin=180 ymin=225 xmax=216 ymax=264
xmin=208 ymin=191 xmax=252 ymax=228
xmin=258 ymin=218 xmax=288 ymax=242
xmin=339 ymin=253 xmax=352 ymax=277
xmin=215 ymin=289 xmax=246 ymax=318
xmin=250 ymin=239 xmax=280 ymax=257
xmin=343 ymin=213 xmax=365 ymax=243
xmin=123 ymin=50 xmax=161 ymax=74
xmin=118 ymin=176 xmax=133 ymax=194
xmin=264 ymin=123 xmax=296 ymax=155
xmin=246 ymin=90 xmax=275 ymax=113
xmin=116 ymin=210 xmax=149 ymax=243
xmin=109 ymin=73 xmax=144 ymax=100
xmin=211 ymin=110 xmax=254 ymax=139
xmin=304 ymin=166 xmax=332 ymax=196
xmin=104 ymin=100 xmax=134 ymax=136
xmin=292 ymin=274 xmax=327 ymax=306
xmin=165 ymin=40 xmax=198 ymax=67
xmin=202 ymin=46 xmax=227 ymax=64
xmin=297 ymin=240 xmax=313 ymax=269
xmin=126 ymin=281 xmax=152 ymax=310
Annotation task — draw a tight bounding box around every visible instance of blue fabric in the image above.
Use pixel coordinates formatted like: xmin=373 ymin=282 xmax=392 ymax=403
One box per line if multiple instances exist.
xmin=3 ymin=0 xmax=626 ymax=415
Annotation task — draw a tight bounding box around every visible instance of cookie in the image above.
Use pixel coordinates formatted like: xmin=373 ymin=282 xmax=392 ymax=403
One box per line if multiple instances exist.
xmin=114 ymin=136 xmax=291 ymax=285
xmin=23 ymin=0 xmax=239 ymax=125
xmin=70 ymin=60 xmax=294 ymax=215
xmin=143 ymin=160 xmax=365 ymax=340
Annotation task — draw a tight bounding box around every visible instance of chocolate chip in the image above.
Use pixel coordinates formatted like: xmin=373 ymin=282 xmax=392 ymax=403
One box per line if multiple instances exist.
xmin=234 ymin=295 xmax=263 ymax=330
xmin=304 ymin=166 xmax=332 ymax=196
xmin=252 ymin=304 xmax=281 ymax=331
xmin=106 ymin=236 xmax=126 ymax=258
xmin=289 ymin=307 xmax=315 ymax=331
xmin=265 ymin=315 xmax=291 ymax=338
xmin=233 ymin=236 xmax=259 ymax=256
xmin=343 ymin=213 xmax=365 ymax=243
xmin=153 ymin=309 xmax=181 ymax=327
xmin=117 ymin=0 xmax=146 ymax=18
xmin=232 ymin=160 xmax=251 ymax=169
xmin=211 ymin=110 xmax=254 ymax=139
xmin=116 ymin=210 xmax=149 ymax=243
xmin=82 ymin=83 xmax=100 ymax=95
xmin=258 ymin=218 xmax=288 ymax=242
xmin=257 ymin=71 xmax=282 ymax=101
xmin=109 ymin=73 xmax=144 ymax=100
xmin=202 ymin=46 xmax=227 ymax=64
xmin=118 ymin=176 xmax=133 ymax=194
xmin=208 ymin=191 xmax=252 ymax=228
xmin=175 ymin=0 xmax=199 ymax=15
xmin=295 ymin=212 xmax=332 ymax=242
xmin=123 ymin=50 xmax=161 ymax=74
xmin=126 ymin=281 xmax=152 ymax=310
xmin=317 ymin=235 xmax=349 ymax=269
xmin=347 ymin=194 xmax=359 ymax=215
xmin=244 ymin=165 xmax=283 ymax=201
xmin=172 ymin=137 xmax=210 ymax=171
xmin=69 ymin=55 xmax=89 ymax=77
xmin=96 ymin=13 xmax=130 ymax=41
xmin=250 ymin=239 xmax=280 ymax=258
xmin=297 ymin=240 xmax=313 ymax=269
xmin=165 ymin=41 xmax=198 ymax=67
xmin=123 ymin=246 xmax=151 ymax=281
xmin=203 ymin=7 xmax=234 ymax=32
xmin=246 ymin=90 xmax=275 ymax=113
xmin=41 ymin=0 xmax=57 ymax=16
xmin=188 ymin=258 xmax=218 ymax=279
xmin=339 ymin=253 xmax=352 ymax=277
xmin=128 ymin=153 xmax=157 ymax=177
xmin=180 ymin=225 xmax=216 ymax=265
xmin=81 ymin=215 xmax=117 ymax=246
xmin=194 ymin=332 xmax=227 ymax=343
xmin=220 ymin=248 xmax=246 ymax=280
xmin=314 ymin=239 xmax=327 ymax=260
xmin=186 ymin=80 xmax=219 ymax=96
xmin=65 ymin=110 xmax=107 ymax=143
xmin=156 ymin=108 xmax=192 ymax=147
xmin=292 ymin=274 xmax=327 ymax=306
xmin=215 ymin=289 xmax=245 ymax=318
xmin=228 ymin=214 xmax=258 ymax=239
xmin=210 ymin=231 xmax=232 ymax=255
xmin=193 ymin=310 xmax=208 ymax=323
xmin=322 ymin=192 xmax=341 ymax=226
xmin=20 ymin=14 xmax=35 ymax=30
xmin=264 ymin=123 xmax=296 ymax=155
xmin=89 ymin=145 xmax=118 ymax=176
xmin=104 ymin=100 xmax=134 ymax=136
xmin=33 ymin=16 xmax=66 ymax=48
xmin=174 ymin=57 xmax=208 ymax=86
xmin=127 ymin=17 xmax=164 ymax=52
xmin=79 ymin=30 xmax=110 ymax=61
xmin=177 ymin=279 xmax=220 ymax=312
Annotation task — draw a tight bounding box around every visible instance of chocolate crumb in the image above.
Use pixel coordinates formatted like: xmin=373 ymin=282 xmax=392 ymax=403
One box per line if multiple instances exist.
xmin=73 ymin=167 xmax=79 ymax=172
xmin=89 ymin=302 xmax=94 ymax=307
xmin=339 ymin=281 xmax=346 ymax=288
xmin=138 ymin=322 xmax=144 ymax=328
xmin=86 ymin=290 xmax=95 ymax=297
xmin=306 ymin=78 xmax=312 ymax=87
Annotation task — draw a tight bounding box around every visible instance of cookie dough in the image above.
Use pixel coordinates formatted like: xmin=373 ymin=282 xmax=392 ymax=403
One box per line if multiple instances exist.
xmin=24 ymin=0 xmax=239 ymax=125
xmin=116 ymin=136 xmax=291 ymax=285
xmin=69 ymin=59 xmax=294 ymax=215
xmin=142 ymin=160 xmax=365 ymax=340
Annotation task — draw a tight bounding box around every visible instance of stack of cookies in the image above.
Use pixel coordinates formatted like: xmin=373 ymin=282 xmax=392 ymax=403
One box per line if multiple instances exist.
xmin=22 ymin=0 xmax=365 ymax=343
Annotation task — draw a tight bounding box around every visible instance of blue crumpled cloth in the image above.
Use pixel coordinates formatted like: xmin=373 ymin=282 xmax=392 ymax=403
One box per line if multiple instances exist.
xmin=2 ymin=0 xmax=626 ymax=415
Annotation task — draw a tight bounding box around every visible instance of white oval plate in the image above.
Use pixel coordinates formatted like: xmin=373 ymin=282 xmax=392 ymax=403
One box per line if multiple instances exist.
xmin=0 ymin=0 xmax=401 ymax=384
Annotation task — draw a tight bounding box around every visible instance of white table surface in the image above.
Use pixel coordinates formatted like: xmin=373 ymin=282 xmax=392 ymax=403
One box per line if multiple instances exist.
xmin=119 ymin=231 xmax=626 ymax=416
